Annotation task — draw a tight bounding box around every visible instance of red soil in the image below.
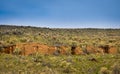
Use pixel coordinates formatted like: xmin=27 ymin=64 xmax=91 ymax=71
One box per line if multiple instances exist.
xmin=1 ymin=43 xmax=118 ymax=55
xmin=73 ymin=47 xmax=84 ymax=55
xmin=98 ymin=45 xmax=118 ymax=54
xmin=15 ymin=43 xmax=68 ymax=55
xmin=109 ymin=46 xmax=117 ymax=54
xmin=2 ymin=45 xmax=16 ymax=54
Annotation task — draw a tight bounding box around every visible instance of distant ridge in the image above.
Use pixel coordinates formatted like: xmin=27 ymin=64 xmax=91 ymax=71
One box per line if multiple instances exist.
xmin=0 ymin=24 xmax=120 ymax=29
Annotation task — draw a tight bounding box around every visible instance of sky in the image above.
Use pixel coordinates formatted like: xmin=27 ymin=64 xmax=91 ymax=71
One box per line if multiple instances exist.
xmin=0 ymin=0 xmax=120 ymax=28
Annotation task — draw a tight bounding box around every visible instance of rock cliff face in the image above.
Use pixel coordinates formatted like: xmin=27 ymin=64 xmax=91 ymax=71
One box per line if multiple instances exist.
xmin=0 ymin=43 xmax=118 ymax=55
xmin=98 ymin=45 xmax=117 ymax=54
xmin=0 ymin=43 xmax=69 ymax=55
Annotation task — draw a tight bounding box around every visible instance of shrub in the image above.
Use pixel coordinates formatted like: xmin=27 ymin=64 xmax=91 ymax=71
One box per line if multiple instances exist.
xmin=13 ymin=48 xmax=21 ymax=55
xmin=71 ymin=42 xmax=77 ymax=55
xmin=111 ymin=62 xmax=120 ymax=74
xmin=99 ymin=67 xmax=110 ymax=74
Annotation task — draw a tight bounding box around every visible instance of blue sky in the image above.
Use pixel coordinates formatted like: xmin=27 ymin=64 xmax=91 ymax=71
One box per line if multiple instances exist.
xmin=0 ymin=0 xmax=120 ymax=28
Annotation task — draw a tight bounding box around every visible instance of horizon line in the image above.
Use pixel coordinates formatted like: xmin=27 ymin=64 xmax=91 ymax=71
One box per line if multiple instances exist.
xmin=0 ymin=24 xmax=120 ymax=29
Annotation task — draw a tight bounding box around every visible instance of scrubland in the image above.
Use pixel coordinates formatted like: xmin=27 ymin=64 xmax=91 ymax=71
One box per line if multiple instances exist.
xmin=0 ymin=25 xmax=120 ymax=74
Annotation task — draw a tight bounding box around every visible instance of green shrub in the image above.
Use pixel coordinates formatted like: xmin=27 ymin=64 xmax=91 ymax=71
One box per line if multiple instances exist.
xmin=99 ymin=67 xmax=110 ymax=74
xmin=111 ymin=62 xmax=120 ymax=74
xmin=13 ymin=48 xmax=21 ymax=55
